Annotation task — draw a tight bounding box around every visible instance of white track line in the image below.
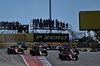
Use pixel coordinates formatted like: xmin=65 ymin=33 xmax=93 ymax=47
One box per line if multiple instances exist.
xmin=21 ymin=55 xmax=29 ymax=66
xmin=42 ymin=56 xmax=52 ymax=66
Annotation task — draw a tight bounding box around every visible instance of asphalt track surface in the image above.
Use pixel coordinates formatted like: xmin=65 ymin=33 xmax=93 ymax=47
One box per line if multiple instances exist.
xmin=45 ymin=50 xmax=100 ymax=66
xmin=1 ymin=49 xmax=100 ymax=66
xmin=0 ymin=49 xmax=27 ymax=66
xmin=0 ymin=49 xmax=50 ymax=66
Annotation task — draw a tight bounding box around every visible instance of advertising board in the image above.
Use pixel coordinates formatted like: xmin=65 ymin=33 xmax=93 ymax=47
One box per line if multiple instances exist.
xmin=0 ymin=33 xmax=33 ymax=42
xmin=34 ymin=33 xmax=69 ymax=42
xmin=79 ymin=11 xmax=100 ymax=30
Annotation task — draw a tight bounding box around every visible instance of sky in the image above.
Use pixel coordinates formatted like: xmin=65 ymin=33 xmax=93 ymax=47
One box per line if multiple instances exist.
xmin=0 ymin=0 xmax=100 ymax=34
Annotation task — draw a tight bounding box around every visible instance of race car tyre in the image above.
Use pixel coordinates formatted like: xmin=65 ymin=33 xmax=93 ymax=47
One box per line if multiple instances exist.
xmin=75 ymin=49 xmax=79 ymax=55
xmin=59 ymin=54 xmax=62 ymax=58
xmin=25 ymin=47 xmax=27 ymax=50
xmin=59 ymin=47 xmax=62 ymax=52
xmin=32 ymin=51 xmax=36 ymax=56
xmin=42 ymin=51 xmax=48 ymax=56
xmin=21 ymin=50 xmax=24 ymax=54
xmin=7 ymin=48 xmax=11 ymax=54
xmin=72 ymin=55 xmax=79 ymax=61
xmin=24 ymin=46 xmax=27 ymax=50
xmin=30 ymin=50 xmax=33 ymax=54
xmin=44 ymin=52 xmax=48 ymax=56
xmin=61 ymin=56 xmax=65 ymax=60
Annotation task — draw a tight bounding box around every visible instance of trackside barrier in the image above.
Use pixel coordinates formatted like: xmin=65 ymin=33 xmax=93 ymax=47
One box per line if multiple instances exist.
xmin=0 ymin=43 xmax=16 ymax=48
xmin=0 ymin=42 xmax=77 ymax=48
xmin=0 ymin=33 xmax=33 ymax=43
xmin=77 ymin=42 xmax=90 ymax=48
xmin=25 ymin=42 xmax=77 ymax=48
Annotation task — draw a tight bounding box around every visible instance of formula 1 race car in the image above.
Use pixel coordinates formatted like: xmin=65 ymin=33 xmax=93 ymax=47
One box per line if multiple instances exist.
xmin=41 ymin=47 xmax=48 ymax=56
xmin=7 ymin=45 xmax=24 ymax=54
xmin=58 ymin=45 xmax=79 ymax=61
xmin=59 ymin=51 xmax=79 ymax=61
xmin=17 ymin=42 xmax=27 ymax=50
xmin=59 ymin=45 xmax=79 ymax=55
xmin=44 ymin=44 xmax=56 ymax=50
xmin=30 ymin=44 xmax=48 ymax=56
xmin=87 ymin=49 xmax=99 ymax=52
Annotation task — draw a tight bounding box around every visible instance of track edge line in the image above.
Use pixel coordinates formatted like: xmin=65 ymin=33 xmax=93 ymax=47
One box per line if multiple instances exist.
xmin=42 ymin=56 xmax=52 ymax=66
xmin=21 ymin=55 xmax=29 ymax=66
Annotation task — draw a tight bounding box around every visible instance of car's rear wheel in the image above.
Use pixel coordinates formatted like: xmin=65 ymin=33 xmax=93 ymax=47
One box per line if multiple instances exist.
xmin=25 ymin=46 xmax=27 ymax=50
xmin=59 ymin=54 xmax=62 ymax=58
xmin=30 ymin=50 xmax=33 ymax=54
xmin=61 ymin=56 xmax=65 ymax=60
xmin=21 ymin=50 xmax=24 ymax=54
xmin=72 ymin=55 xmax=79 ymax=61
xmin=32 ymin=51 xmax=36 ymax=56
xmin=7 ymin=48 xmax=11 ymax=54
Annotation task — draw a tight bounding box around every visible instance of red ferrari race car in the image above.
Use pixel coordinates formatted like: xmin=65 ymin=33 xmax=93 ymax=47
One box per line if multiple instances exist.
xmin=59 ymin=51 xmax=79 ymax=61
xmin=58 ymin=45 xmax=79 ymax=61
